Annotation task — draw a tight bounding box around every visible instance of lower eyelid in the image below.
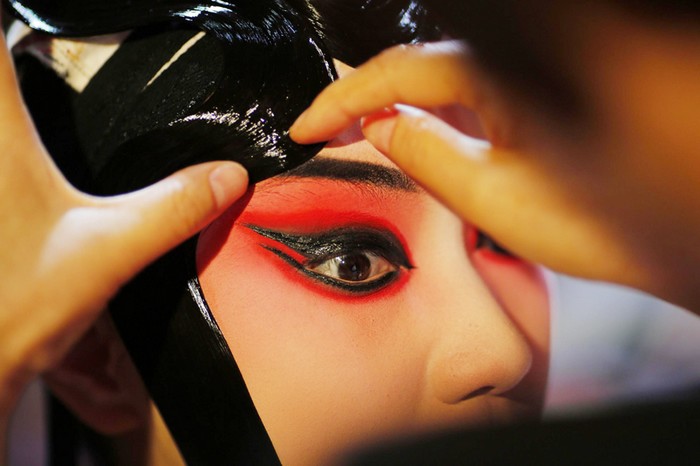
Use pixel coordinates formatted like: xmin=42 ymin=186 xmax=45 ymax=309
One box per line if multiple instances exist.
xmin=261 ymin=245 xmax=403 ymax=294
xmin=308 ymin=257 xmax=395 ymax=282
xmin=308 ymin=270 xmax=400 ymax=294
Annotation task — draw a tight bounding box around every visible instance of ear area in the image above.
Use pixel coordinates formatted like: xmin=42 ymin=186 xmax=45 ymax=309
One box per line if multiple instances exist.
xmin=43 ymin=313 xmax=150 ymax=435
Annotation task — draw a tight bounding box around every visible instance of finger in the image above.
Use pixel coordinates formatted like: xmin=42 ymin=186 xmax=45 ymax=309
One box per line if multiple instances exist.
xmin=0 ymin=22 xmax=33 ymax=129
xmin=0 ymin=161 xmax=246 ymax=396
xmin=81 ymin=161 xmax=249 ymax=290
xmin=0 ymin=23 xmax=67 ymax=192
xmin=290 ymin=40 xmax=478 ymax=144
xmin=361 ymin=105 xmax=636 ymax=282
xmin=362 ymin=104 xmax=516 ymax=230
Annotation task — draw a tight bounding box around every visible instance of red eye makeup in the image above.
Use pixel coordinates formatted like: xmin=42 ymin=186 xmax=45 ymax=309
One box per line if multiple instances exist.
xmin=198 ymin=166 xmax=425 ymax=301
xmin=245 ymin=224 xmax=414 ymax=294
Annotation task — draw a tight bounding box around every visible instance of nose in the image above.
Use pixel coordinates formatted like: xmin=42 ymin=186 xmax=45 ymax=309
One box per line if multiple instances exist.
xmin=426 ymin=274 xmax=533 ymax=405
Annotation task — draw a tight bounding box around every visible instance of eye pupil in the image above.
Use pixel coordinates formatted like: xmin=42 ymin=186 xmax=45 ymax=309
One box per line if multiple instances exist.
xmin=336 ymin=254 xmax=372 ymax=281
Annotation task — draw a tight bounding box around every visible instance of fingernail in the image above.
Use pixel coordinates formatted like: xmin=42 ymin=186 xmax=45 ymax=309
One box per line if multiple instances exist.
xmin=209 ymin=163 xmax=248 ymax=209
xmin=360 ymin=107 xmax=399 ymax=153
xmin=360 ymin=107 xmax=399 ymax=129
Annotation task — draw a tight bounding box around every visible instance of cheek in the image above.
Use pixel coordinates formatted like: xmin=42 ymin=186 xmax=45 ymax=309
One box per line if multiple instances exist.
xmin=197 ymin=230 xmax=354 ymax=386
xmin=196 ymin=219 xmax=428 ymax=464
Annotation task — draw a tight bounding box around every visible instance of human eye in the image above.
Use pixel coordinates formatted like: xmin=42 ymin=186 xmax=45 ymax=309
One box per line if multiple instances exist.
xmin=245 ymin=224 xmax=414 ymax=294
xmin=306 ymin=251 xmax=396 ymax=286
xmin=474 ymin=230 xmax=515 ymax=257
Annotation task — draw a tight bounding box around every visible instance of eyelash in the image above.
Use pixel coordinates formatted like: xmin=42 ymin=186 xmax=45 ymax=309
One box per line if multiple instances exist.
xmin=474 ymin=231 xmax=514 ymax=257
xmin=246 ymin=224 xmax=414 ymax=294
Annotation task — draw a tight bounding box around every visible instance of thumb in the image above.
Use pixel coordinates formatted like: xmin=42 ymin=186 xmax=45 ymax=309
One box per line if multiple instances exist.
xmin=84 ymin=161 xmax=248 ymax=288
xmin=4 ymin=161 xmax=248 ymax=391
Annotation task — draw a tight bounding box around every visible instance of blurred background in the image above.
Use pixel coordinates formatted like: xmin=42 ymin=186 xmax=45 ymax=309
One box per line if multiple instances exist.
xmin=9 ymin=275 xmax=700 ymax=464
xmin=546 ymin=275 xmax=700 ymax=416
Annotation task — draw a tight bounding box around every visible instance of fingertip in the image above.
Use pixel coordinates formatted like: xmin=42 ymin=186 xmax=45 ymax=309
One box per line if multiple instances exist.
xmin=290 ymin=93 xmax=354 ymax=144
xmin=289 ymin=110 xmax=336 ymax=144
xmin=289 ymin=110 xmax=309 ymax=141
xmin=208 ymin=162 xmax=249 ymax=210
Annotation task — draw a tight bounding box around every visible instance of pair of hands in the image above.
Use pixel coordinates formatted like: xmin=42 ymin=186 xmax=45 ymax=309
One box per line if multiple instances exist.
xmin=0 ymin=28 xmax=690 ymax=420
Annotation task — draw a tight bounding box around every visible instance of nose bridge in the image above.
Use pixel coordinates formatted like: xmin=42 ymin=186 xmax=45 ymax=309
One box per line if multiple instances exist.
xmin=427 ymin=272 xmax=533 ymax=405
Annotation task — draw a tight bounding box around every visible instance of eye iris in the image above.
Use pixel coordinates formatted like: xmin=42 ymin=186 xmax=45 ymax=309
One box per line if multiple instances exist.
xmin=336 ymin=254 xmax=372 ymax=281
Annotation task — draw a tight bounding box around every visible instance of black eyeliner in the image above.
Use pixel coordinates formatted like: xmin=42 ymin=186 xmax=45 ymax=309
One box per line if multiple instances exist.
xmin=246 ymin=224 xmax=414 ymax=269
xmin=246 ymin=224 xmax=414 ymax=293
xmin=261 ymin=246 xmax=399 ymax=293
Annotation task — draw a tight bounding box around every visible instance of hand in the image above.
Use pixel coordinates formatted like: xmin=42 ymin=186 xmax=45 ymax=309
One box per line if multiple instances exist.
xmin=290 ymin=40 xmax=700 ymax=310
xmin=0 ymin=25 xmax=248 ymax=415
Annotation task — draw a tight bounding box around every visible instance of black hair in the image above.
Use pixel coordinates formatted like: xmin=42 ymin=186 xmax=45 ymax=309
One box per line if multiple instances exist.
xmin=7 ymin=0 xmax=335 ymax=190
xmin=6 ymin=0 xmax=440 ymax=464
xmin=307 ymin=0 xmax=440 ymax=67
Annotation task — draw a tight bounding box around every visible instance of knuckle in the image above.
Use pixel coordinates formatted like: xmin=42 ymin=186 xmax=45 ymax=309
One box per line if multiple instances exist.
xmin=371 ymin=48 xmax=400 ymax=82
xmin=377 ymin=43 xmax=413 ymax=61
xmin=372 ymin=43 xmax=419 ymax=79
xmin=439 ymin=39 xmax=470 ymax=57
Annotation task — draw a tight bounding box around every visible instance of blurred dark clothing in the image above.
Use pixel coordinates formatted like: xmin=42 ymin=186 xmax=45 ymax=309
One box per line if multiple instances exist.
xmin=345 ymin=390 xmax=700 ymax=465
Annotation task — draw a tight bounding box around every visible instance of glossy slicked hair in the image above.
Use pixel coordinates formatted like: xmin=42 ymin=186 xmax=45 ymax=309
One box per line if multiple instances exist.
xmin=308 ymin=0 xmax=440 ymax=67
xmin=8 ymin=0 xmax=440 ymax=464
xmin=8 ymin=0 xmax=335 ymax=191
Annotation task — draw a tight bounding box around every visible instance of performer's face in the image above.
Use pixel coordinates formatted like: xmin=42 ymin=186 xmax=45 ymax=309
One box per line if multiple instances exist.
xmin=198 ymin=78 xmax=550 ymax=465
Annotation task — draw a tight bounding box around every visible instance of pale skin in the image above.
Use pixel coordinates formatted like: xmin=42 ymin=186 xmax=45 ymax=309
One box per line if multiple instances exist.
xmin=290 ymin=5 xmax=700 ymax=313
xmin=0 ymin=16 xmax=248 ymax=455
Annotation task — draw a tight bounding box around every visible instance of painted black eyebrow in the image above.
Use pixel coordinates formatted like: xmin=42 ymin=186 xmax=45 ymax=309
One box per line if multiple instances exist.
xmin=276 ymin=157 xmax=419 ymax=192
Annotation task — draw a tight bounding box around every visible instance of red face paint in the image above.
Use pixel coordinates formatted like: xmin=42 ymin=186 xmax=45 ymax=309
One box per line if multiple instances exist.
xmin=199 ymin=178 xmax=424 ymax=302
